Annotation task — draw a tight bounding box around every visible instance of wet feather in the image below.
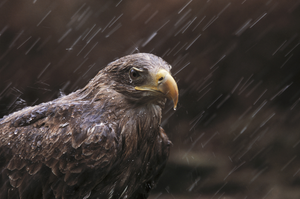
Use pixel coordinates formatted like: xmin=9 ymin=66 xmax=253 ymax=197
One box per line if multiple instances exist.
xmin=0 ymin=53 xmax=175 ymax=199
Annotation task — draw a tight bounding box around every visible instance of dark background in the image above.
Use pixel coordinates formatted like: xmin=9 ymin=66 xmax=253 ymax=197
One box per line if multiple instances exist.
xmin=1 ymin=0 xmax=300 ymax=198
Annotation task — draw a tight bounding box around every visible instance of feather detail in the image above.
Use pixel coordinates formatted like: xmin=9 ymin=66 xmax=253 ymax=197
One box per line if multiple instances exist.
xmin=0 ymin=53 xmax=174 ymax=199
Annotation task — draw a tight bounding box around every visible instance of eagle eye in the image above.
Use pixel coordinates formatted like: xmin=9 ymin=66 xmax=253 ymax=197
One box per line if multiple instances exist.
xmin=129 ymin=68 xmax=140 ymax=80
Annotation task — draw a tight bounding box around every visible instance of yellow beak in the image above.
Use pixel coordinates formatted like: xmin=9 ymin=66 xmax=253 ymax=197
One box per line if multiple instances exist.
xmin=135 ymin=69 xmax=179 ymax=110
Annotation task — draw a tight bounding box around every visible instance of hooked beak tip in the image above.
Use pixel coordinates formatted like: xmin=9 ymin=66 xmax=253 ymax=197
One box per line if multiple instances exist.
xmin=157 ymin=70 xmax=178 ymax=110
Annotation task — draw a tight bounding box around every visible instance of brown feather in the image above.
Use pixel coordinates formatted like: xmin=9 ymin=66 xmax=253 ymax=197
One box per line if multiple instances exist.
xmin=0 ymin=53 xmax=174 ymax=199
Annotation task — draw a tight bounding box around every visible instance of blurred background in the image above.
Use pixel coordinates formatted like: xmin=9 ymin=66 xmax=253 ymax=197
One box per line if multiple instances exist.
xmin=1 ymin=0 xmax=300 ymax=198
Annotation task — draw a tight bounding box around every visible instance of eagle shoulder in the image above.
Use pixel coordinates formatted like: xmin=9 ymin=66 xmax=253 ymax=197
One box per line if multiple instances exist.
xmin=0 ymin=97 xmax=120 ymax=199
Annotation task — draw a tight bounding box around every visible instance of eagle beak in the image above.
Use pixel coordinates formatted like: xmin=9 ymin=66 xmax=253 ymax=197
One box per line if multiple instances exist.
xmin=135 ymin=69 xmax=179 ymax=110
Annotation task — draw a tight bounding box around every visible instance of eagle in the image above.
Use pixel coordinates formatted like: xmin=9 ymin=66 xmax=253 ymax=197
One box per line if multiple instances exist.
xmin=0 ymin=53 xmax=178 ymax=199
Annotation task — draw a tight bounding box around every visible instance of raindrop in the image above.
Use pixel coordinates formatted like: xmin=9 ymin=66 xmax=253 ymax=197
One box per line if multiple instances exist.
xmin=145 ymin=10 xmax=158 ymax=24
xmin=207 ymin=94 xmax=223 ymax=109
xmin=77 ymin=43 xmax=89 ymax=56
xmin=178 ymin=0 xmax=192 ymax=14
xmin=293 ymin=168 xmax=300 ymax=177
xmin=82 ymin=63 xmax=95 ymax=77
xmin=272 ymin=40 xmax=287 ymax=56
xmin=67 ymin=35 xmax=82 ymax=51
xmin=281 ymin=34 xmax=298 ymax=51
xmin=210 ymin=54 xmax=226 ymax=69
xmin=238 ymin=106 xmax=252 ymax=120
xmin=253 ymin=89 xmax=267 ymax=105
xmin=173 ymin=43 xmax=187 ymax=56
xmin=252 ymin=100 xmax=267 ymax=117
xmin=105 ymin=23 xmax=122 ymax=38
xmin=57 ymin=28 xmax=72 ymax=43
xmin=132 ymin=3 xmax=150 ymax=21
xmin=173 ymin=62 xmax=189 ymax=76
xmin=250 ymin=13 xmax=267 ymax=28
xmin=192 ymin=16 xmax=206 ymax=31
xmin=224 ymin=161 xmax=245 ymax=180
xmin=239 ymin=74 xmax=253 ymax=91
xmin=161 ymin=48 xmax=170 ymax=58
xmin=202 ymin=15 xmax=218 ymax=31
xmin=238 ymin=79 xmax=254 ymax=95
xmin=37 ymin=10 xmax=51 ymax=26
xmin=142 ymin=32 xmax=157 ymax=47
xmin=280 ymin=54 xmax=293 ymax=68
xmin=84 ymin=42 xmax=98 ymax=58
xmin=87 ymin=28 xmax=102 ymax=44
xmin=0 ymin=25 xmax=8 ymax=36
xmin=71 ymin=3 xmax=86 ymax=20
xmin=182 ymin=17 xmax=197 ymax=33
xmin=285 ymin=42 xmax=300 ymax=57
xmin=17 ymin=36 xmax=31 ymax=49
xmin=116 ymin=0 xmax=122 ymax=7
xmin=185 ymin=34 xmax=201 ymax=50
xmin=204 ymin=113 xmax=216 ymax=126
xmin=262 ymin=188 xmax=274 ymax=199
xmin=109 ymin=13 xmax=123 ymax=28
xmin=78 ymin=6 xmax=91 ymax=21
xmin=280 ymin=155 xmax=297 ymax=171
xmin=245 ymin=81 xmax=262 ymax=97
xmin=198 ymin=81 xmax=213 ymax=93
xmin=213 ymin=182 xmax=227 ymax=197
xmin=290 ymin=97 xmax=300 ymax=110
xmin=175 ymin=9 xmax=191 ymax=27
xmin=216 ymin=94 xmax=230 ymax=109
xmin=83 ymin=24 xmax=96 ymax=40
xmin=9 ymin=30 xmax=24 ymax=48
xmin=174 ymin=19 xmax=194 ymax=36
xmin=270 ymin=82 xmax=293 ymax=100
xmin=260 ymin=113 xmax=275 ymax=127
xmin=188 ymin=176 xmax=200 ymax=192
xmin=156 ymin=20 xmax=170 ymax=32
xmin=182 ymin=133 xmax=204 ymax=158
xmin=37 ymin=62 xmax=51 ymax=79
xmin=217 ymin=2 xmax=231 ymax=17
xmin=167 ymin=42 xmax=180 ymax=56
xmin=37 ymin=36 xmax=51 ymax=51
xmin=201 ymin=131 xmax=218 ymax=148
xmin=197 ymin=88 xmax=211 ymax=101
xmin=0 ymin=82 xmax=12 ymax=97
xmin=76 ymin=11 xmax=93 ymax=30
xmin=60 ymin=81 xmax=70 ymax=93
xmin=231 ymin=78 xmax=244 ymax=94
xmin=235 ymin=19 xmax=252 ymax=36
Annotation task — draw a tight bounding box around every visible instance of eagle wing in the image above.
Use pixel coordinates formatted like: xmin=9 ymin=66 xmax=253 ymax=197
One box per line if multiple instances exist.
xmin=0 ymin=99 xmax=119 ymax=199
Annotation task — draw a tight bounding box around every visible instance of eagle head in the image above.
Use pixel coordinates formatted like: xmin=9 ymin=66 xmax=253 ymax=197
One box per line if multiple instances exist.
xmin=100 ymin=53 xmax=179 ymax=110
